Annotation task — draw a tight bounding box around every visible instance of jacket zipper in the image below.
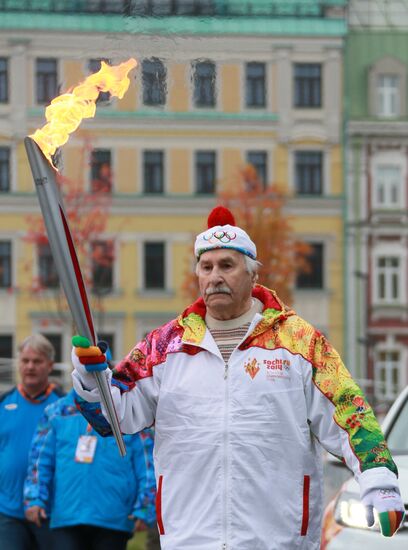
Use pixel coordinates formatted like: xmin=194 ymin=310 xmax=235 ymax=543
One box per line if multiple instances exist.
xmin=222 ymin=362 xmax=229 ymax=549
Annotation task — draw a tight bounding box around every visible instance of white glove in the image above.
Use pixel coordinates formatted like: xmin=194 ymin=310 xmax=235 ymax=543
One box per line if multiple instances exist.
xmin=362 ymin=487 xmax=405 ymax=536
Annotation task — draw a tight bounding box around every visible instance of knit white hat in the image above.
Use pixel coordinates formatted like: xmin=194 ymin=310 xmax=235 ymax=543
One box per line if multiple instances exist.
xmin=195 ymin=206 xmax=257 ymax=260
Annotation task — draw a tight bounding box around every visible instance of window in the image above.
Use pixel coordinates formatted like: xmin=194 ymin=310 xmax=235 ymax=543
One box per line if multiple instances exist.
xmin=36 ymin=58 xmax=58 ymax=104
xmin=0 ymin=334 xmax=13 ymax=385
xmin=0 ymin=58 xmax=8 ymax=103
xmin=294 ymin=63 xmax=322 ymax=108
xmin=376 ymin=256 xmax=401 ymax=303
xmin=374 ymin=165 xmax=402 ymax=208
xmin=193 ymin=61 xmax=216 ymax=108
xmin=133 ymin=1 xmax=215 ymax=15
xmin=91 ymin=149 xmax=112 ymax=193
xmin=44 ymin=333 xmax=62 ymax=363
xmin=378 ymin=74 xmax=399 ymax=117
xmin=0 ymin=147 xmax=10 ymax=192
xmin=0 ymin=335 xmax=12 ymax=358
xmin=296 ymin=243 xmax=323 ymax=289
xmin=144 ymin=242 xmax=165 ymax=290
xmin=175 ymin=0 xmax=215 ymax=14
xmin=38 ymin=243 xmax=59 ymax=289
xmin=142 ymin=58 xmax=167 ymax=106
xmin=295 ymin=151 xmax=323 ymax=195
xmin=88 ymin=58 xmax=111 ymax=103
xmin=91 ymin=241 xmax=114 ymax=292
xmin=246 ymin=62 xmax=266 ymax=108
xmin=376 ymin=350 xmax=401 ymax=400
xmin=195 ymin=151 xmax=216 ymax=194
xmin=0 ymin=241 xmax=11 ymax=288
xmin=247 ymin=151 xmax=268 ymax=188
xmin=143 ymin=150 xmax=164 ymax=194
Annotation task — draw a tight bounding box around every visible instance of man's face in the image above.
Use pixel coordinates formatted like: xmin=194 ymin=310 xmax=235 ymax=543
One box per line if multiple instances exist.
xmin=197 ymin=248 xmax=255 ymax=320
xmin=18 ymin=346 xmax=53 ymax=395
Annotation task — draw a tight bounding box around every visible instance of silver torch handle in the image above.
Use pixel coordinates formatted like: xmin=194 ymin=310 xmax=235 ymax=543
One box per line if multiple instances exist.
xmin=24 ymin=136 xmax=126 ymax=457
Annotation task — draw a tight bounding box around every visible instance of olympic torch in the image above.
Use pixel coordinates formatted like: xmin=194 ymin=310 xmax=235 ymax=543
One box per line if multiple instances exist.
xmin=23 ymin=58 xmax=138 ymax=457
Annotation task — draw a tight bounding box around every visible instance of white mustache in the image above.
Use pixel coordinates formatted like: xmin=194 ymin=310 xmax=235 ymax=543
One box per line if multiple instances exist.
xmin=206 ymin=286 xmax=232 ymax=296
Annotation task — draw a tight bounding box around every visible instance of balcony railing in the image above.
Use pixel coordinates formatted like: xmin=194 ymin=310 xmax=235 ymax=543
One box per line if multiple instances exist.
xmin=0 ymin=0 xmax=346 ymax=19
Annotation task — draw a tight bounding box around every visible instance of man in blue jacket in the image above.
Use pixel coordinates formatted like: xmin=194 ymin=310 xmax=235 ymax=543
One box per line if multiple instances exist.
xmin=24 ymin=389 xmax=156 ymax=550
xmin=0 ymin=334 xmax=63 ymax=550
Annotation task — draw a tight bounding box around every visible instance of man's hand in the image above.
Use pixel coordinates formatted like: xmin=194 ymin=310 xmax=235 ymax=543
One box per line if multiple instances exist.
xmin=128 ymin=515 xmax=148 ymax=533
xmin=362 ymin=487 xmax=405 ymax=536
xmin=25 ymin=505 xmax=47 ymax=527
xmin=72 ymin=335 xmax=109 ymax=372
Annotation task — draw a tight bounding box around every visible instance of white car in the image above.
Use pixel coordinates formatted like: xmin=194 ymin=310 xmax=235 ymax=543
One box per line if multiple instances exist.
xmin=321 ymin=386 xmax=408 ymax=548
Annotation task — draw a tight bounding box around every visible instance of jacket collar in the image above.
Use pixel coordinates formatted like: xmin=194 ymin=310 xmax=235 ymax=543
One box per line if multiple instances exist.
xmin=178 ymin=285 xmax=293 ymax=346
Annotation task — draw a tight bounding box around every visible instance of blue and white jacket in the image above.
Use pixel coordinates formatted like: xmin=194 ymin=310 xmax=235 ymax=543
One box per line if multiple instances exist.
xmin=24 ymin=390 xmax=156 ymax=532
xmin=0 ymin=384 xmax=63 ymax=519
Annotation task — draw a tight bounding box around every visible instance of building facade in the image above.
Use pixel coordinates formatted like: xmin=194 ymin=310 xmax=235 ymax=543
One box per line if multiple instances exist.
xmin=0 ymin=0 xmax=347 ymax=388
xmin=346 ymin=0 xmax=408 ymax=408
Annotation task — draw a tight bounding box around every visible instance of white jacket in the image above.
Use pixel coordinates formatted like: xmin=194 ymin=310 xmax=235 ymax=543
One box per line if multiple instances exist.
xmin=73 ymin=285 xmax=399 ymax=549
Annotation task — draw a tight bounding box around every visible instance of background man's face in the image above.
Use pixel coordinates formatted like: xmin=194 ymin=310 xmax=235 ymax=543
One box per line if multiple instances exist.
xmin=196 ymin=248 xmax=255 ymax=320
xmin=18 ymin=346 xmax=53 ymax=394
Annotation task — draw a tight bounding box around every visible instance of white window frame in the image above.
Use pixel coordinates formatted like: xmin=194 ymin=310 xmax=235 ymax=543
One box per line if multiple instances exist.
xmin=375 ymin=341 xmax=406 ymax=401
xmin=372 ymin=244 xmax=406 ymax=305
xmin=374 ymin=164 xmax=402 ymax=209
xmin=377 ymin=74 xmax=400 ymax=118
xmin=372 ymin=151 xmax=406 ymax=210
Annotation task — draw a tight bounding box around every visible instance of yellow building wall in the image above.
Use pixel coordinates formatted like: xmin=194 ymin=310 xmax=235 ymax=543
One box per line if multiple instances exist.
xmin=63 ymin=60 xmax=84 ymax=90
xmin=16 ymin=142 xmax=34 ymax=192
xmin=117 ymin=71 xmax=137 ymax=112
xmin=169 ymin=149 xmax=190 ymax=194
xmin=116 ymin=149 xmax=137 ymax=193
xmin=63 ymin=146 xmax=87 ymax=187
xmin=220 ymin=149 xmax=243 ymax=192
xmin=169 ymin=64 xmax=189 ymax=112
xmin=270 ymin=62 xmax=277 ymax=112
xmin=274 ymin=145 xmax=289 ymax=192
xmin=221 ymin=65 xmax=240 ymax=113
xmin=330 ymin=145 xmax=343 ymax=195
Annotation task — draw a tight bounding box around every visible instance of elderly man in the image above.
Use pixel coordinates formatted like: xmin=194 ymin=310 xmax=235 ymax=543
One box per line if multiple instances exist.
xmin=0 ymin=334 xmax=63 ymax=550
xmin=72 ymin=206 xmax=405 ymax=549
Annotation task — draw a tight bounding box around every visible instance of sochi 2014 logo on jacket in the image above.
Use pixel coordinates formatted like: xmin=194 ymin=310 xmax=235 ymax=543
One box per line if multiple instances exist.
xmin=264 ymin=358 xmax=291 ymax=381
xmin=244 ymin=358 xmax=260 ymax=379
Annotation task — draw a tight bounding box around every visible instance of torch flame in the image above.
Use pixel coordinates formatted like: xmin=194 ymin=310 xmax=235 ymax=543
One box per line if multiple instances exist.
xmin=30 ymin=58 xmax=137 ymax=168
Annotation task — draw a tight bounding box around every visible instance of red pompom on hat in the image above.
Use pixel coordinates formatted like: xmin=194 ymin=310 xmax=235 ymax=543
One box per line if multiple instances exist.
xmin=207 ymin=206 xmax=236 ymax=228
xmin=195 ymin=206 xmax=257 ymax=259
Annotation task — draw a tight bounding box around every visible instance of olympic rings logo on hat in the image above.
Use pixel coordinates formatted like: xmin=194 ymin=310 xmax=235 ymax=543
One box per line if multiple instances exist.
xmin=203 ymin=230 xmax=237 ymax=244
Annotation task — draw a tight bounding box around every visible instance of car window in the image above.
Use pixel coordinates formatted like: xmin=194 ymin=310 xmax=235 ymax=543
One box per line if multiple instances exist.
xmin=386 ymin=396 xmax=408 ymax=453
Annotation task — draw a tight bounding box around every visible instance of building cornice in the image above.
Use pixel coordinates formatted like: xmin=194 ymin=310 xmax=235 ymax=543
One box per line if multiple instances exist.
xmin=348 ymin=120 xmax=408 ymax=137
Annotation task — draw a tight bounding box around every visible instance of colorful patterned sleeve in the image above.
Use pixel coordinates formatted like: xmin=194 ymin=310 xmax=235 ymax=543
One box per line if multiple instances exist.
xmin=130 ymin=428 xmax=156 ymax=526
xmin=308 ymin=329 xmax=398 ymax=477
xmin=24 ymin=402 xmax=57 ymax=512
xmin=73 ymin=392 xmax=113 ymax=437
